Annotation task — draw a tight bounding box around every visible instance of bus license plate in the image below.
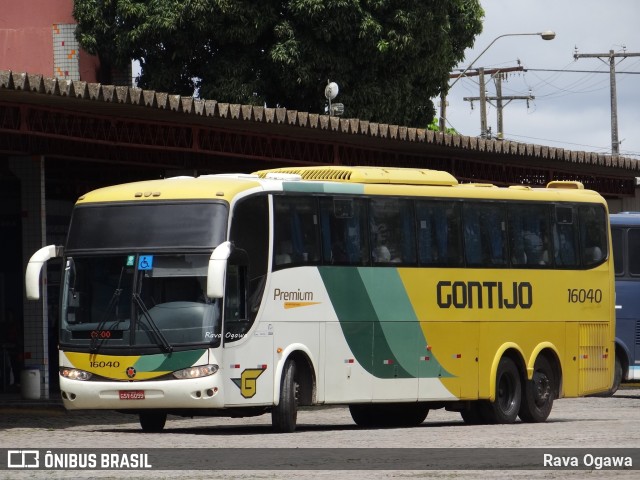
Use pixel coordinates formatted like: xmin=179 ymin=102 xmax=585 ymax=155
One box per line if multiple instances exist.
xmin=119 ymin=390 xmax=145 ymax=400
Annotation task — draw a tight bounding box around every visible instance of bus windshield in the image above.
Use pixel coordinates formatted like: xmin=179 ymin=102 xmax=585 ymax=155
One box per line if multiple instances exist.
xmin=60 ymin=253 xmax=222 ymax=350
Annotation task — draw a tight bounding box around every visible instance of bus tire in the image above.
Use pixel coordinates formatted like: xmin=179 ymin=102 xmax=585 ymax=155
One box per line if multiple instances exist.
xmin=481 ymin=356 xmax=522 ymax=424
xmin=391 ymin=403 xmax=429 ymax=427
xmin=519 ymin=355 xmax=555 ymax=422
xmin=611 ymin=355 xmax=623 ymax=395
xmin=349 ymin=404 xmax=376 ymax=427
xmin=349 ymin=403 xmax=428 ymax=427
xmin=594 ymin=355 xmax=623 ymax=397
xmin=139 ymin=412 xmax=167 ymax=432
xmin=460 ymin=401 xmax=488 ymax=424
xmin=398 ymin=403 xmax=429 ymax=427
xmin=272 ymin=359 xmax=299 ymax=433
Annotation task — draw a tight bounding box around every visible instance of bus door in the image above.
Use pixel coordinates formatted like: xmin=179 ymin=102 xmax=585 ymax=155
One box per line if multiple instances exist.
xmin=221 ymin=264 xmax=274 ymax=407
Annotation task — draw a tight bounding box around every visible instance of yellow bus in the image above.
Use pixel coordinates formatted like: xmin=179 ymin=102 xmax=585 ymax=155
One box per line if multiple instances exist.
xmin=26 ymin=166 xmax=614 ymax=432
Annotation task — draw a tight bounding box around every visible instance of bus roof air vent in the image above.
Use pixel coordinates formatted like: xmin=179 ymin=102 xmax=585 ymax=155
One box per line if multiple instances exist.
xmin=254 ymin=166 xmax=458 ymax=186
xmin=546 ymin=181 xmax=584 ymax=189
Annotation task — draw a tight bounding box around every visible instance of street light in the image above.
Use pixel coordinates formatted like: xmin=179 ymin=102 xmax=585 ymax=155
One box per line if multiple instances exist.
xmin=325 ymin=80 xmax=344 ymax=116
xmin=440 ymin=31 xmax=556 ymax=131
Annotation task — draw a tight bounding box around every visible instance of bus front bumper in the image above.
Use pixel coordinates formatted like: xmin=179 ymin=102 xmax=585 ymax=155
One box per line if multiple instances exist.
xmin=59 ymin=375 xmax=225 ymax=410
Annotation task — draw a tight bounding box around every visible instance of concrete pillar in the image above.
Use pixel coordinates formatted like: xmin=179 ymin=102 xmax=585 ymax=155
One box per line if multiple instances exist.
xmin=9 ymin=155 xmax=49 ymax=400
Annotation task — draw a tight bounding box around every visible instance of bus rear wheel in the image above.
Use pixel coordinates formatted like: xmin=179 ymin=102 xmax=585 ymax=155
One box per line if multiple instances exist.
xmin=272 ymin=359 xmax=299 ymax=433
xmin=481 ymin=356 xmax=522 ymax=424
xmin=519 ymin=355 xmax=555 ymax=422
xmin=139 ymin=412 xmax=167 ymax=432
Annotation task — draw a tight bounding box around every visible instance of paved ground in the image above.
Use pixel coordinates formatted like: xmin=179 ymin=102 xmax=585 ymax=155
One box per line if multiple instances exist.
xmin=1 ymin=386 xmax=639 ymax=479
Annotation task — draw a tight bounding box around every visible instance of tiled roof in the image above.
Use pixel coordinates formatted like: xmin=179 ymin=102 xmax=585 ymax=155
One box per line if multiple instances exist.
xmin=1 ymin=69 xmax=638 ymax=172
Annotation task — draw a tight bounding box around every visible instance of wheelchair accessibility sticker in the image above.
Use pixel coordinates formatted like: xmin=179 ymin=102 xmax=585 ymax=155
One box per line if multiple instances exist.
xmin=138 ymin=256 xmax=154 ymax=270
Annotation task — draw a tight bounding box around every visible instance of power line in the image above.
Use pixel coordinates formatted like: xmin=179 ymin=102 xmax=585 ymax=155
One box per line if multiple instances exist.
xmin=527 ymin=68 xmax=640 ymax=74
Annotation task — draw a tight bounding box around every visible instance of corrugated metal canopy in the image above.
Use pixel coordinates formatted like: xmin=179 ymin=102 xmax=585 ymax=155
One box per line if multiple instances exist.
xmin=0 ymin=69 xmax=637 ymax=197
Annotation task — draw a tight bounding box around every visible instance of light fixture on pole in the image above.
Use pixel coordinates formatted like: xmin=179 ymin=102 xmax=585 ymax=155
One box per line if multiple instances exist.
xmin=439 ymin=30 xmax=556 ymax=132
xmin=325 ymin=80 xmax=344 ymax=116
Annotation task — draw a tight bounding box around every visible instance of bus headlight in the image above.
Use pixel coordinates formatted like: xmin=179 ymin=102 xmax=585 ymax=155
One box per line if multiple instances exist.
xmin=173 ymin=364 xmax=219 ymax=379
xmin=60 ymin=368 xmax=93 ymax=381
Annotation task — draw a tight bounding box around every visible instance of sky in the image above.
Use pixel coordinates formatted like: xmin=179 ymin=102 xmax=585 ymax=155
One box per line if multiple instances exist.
xmin=442 ymin=0 xmax=640 ymax=159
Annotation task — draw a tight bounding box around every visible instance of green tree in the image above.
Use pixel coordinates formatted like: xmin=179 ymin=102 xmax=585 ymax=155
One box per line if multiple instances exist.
xmin=427 ymin=117 xmax=457 ymax=135
xmin=73 ymin=0 xmax=483 ymax=127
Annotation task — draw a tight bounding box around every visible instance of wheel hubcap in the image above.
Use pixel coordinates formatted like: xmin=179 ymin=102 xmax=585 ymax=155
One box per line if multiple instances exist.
xmin=534 ymin=373 xmax=551 ymax=407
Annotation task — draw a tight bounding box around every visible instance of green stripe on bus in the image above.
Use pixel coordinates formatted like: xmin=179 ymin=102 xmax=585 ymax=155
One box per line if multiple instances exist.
xmin=134 ymin=349 xmax=206 ymax=372
xmin=358 ymin=268 xmax=425 ymax=378
xmin=283 ymin=182 xmax=364 ymax=194
xmin=319 ymin=267 xmax=449 ymax=379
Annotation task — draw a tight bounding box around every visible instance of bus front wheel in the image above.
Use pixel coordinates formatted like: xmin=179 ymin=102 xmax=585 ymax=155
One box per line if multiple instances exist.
xmin=519 ymin=355 xmax=555 ymax=423
xmin=272 ymin=359 xmax=299 ymax=433
xmin=139 ymin=412 xmax=167 ymax=432
xmin=481 ymin=356 xmax=522 ymax=424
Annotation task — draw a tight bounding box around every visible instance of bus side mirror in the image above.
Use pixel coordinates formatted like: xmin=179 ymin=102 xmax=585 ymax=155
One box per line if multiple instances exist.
xmin=25 ymin=245 xmax=63 ymax=300
xmin=207 ymin=241 xmax=232 ymax=299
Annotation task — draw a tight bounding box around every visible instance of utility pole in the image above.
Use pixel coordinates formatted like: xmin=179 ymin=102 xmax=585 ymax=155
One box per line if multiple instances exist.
xmin=574 ymin=49 xmax=640 ymax=156
xmin=440 ymin=31 xmax=555 ymax=133
xmin=478 ymin=68 xmax=487 ymax=138
xmin=451 ymin=66 xmax=528 ymax=139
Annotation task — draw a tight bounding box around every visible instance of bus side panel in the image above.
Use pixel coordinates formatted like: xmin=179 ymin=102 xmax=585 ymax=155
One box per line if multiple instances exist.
xmin=260 ymin=268 xmax=326 ymax=401
xmin=371 ymin=320 xmax=419 ymax=401
xmin=222 ymin=331 xmax=274 ymax=407
xmin=615 ymin=279 xmax=640 ymax=380
xmin=418 ymin=322 xmax=479 ymax=400
xmin=563 ymin=321 xmax=579 ymax=397
xmin=324 ymin=322 xmax=373 ymax=402
xmin=578 ymin=322 xmax=614 ymax=395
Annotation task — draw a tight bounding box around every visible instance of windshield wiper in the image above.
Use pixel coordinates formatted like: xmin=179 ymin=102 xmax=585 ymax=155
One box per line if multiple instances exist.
xmin=133 ymin=293 xmax=173 ymax=353
xmin=90 ymin=267 xmax=125 ymax=352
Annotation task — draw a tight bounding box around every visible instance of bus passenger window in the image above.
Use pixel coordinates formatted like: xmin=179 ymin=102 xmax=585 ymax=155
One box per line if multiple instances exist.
xmin=554 ymin=206 xmax=578 ymax=267
xmin=369 ymin=198 xmax=415 ymax=264
xmin=611 ymin=228 xmax=624 ymax=276
xmin=416 ymin=201 xmax=462 ymax=266
xmin=579 ymin=205 xmax=607 ymax=267
xmin=273 ymin=196 xmax=321 ymax=268
xmin=508 ymin=204 xmax=551 ymax=267
xmin=319 ymin=197 xmax=369 ymax=265
xmin=628 ymin=229 xmax=640 ymax=275
xmin=463 ymin=203 xmax=507 ymax=267
xmin=275 ymin=240 xmax=293 ymax=265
